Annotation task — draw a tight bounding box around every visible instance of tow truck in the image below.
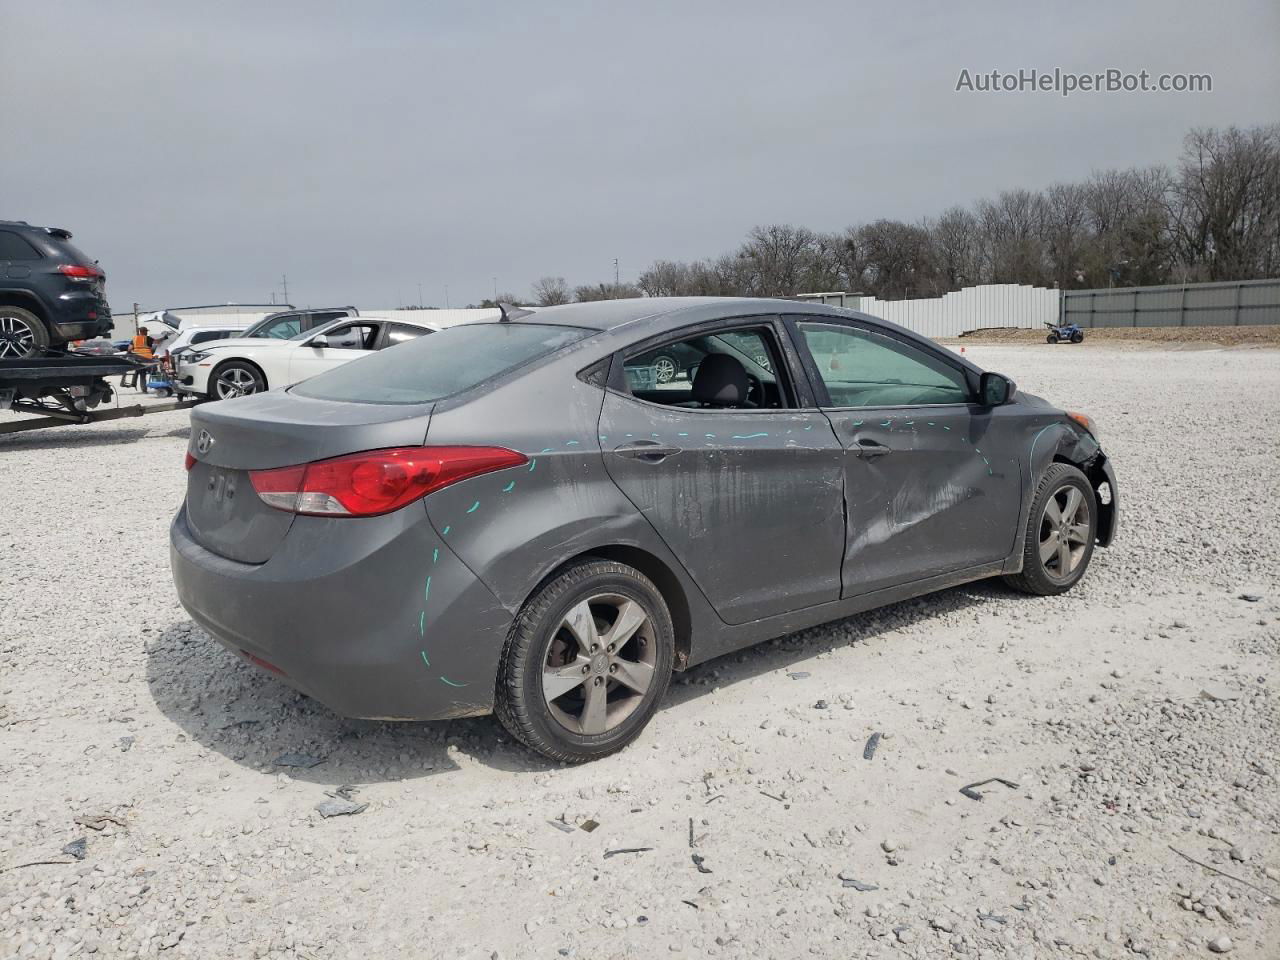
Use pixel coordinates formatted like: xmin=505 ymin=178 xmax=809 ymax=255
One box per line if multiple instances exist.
xmin=0 ymin=350 xmax=201 ymax=436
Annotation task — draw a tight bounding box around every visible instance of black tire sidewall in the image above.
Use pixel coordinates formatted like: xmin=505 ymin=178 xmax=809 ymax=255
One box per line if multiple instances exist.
xmin=1020 ymin=465 xmax=1097 ymax=594
xmin=498 ymin=561 xmax=674 ymax=763
xmin=0 ymin=306 xmax=51 ymax=358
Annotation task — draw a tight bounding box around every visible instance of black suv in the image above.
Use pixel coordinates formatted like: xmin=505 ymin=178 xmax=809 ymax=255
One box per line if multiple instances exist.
xmin=0 ymin=221 xmax=111 ymax=359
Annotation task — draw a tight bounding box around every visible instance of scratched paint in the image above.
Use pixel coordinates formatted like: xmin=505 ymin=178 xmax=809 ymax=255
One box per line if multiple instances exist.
xmin=439 ymin=676 xmax=466 ymax=687
xmin=732 ymin=432 xmax=770 ymax=440
xmin=502 ymin=481 xmax=516 ymax=492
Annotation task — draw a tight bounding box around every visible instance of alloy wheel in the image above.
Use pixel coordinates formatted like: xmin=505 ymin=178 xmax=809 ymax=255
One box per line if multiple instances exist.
xmin=0 ymin=315 xmax=36 ymax=359
xmin=215 ymin=367 xmax=258 ymax=399
xmin=1038 ymin=484 xmax=1091 ymax=581
xmin=652 ymin=356 xmax=677 ymax=383
xmin=541 ymin=593 xmax=657 ymax=735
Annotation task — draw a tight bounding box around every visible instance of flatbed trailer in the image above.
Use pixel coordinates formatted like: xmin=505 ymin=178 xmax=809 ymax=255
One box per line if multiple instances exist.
xmin=0 ymin=353 xmax=202 ymax=436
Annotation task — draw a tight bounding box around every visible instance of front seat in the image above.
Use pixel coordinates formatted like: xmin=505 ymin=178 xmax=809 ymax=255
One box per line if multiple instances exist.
xmin=691 ymin=353 xmax=751 ymax=407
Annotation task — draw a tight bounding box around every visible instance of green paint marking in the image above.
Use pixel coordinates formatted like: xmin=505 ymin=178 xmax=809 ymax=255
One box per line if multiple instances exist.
xmin=879 ymin=421 xmax=892 ymax=427
xmin=420 ymin=649 xmax=430 ymax=667
xmin=804 ymin=425 xmax=814 ymax=430
xmin=540 ymin=447 xmax=554 ymax=454
xmin=677 ymin=432 xmax=689 ymax=437
xmin=927 ymin=421 xmax=936 ymax=426
xmin=502 ymin=481 xmax=515 ymax=492
xmin=439 ymin=676 xmax=466 ymax=688
xmin=424 ymin=575 xmax=431 ymax=603
xmin=565 ymin=440 xmax=579 ymax=445
xmin=528 ymin=458 xmax=537 ymax=472
xmin=441 ymin=525 xmax=450 ymax=535
xmin=941 ymin=425 xmax=951 ymax=431
xmin=466 ymin=501 xmax=479 ymax=514
xmin=432 ymin=548 xmax=438 ymax=564
xmin=851 ymin=420 xmax=864 ymax=427
xmin=419 ymin=612 xmax=425 ymax=637
xmin=732 ymin=432 xmax=769 ymax=439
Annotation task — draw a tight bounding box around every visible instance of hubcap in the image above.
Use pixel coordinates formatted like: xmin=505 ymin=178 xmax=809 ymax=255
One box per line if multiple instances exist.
xmin=216 ymin=367 xmax=257 ymax=399
xmin=1038 ymin=484 xmax=1091 ymax=581
xmin=0 ymin=316 xmax=36 ymax=359
xmin=653 ymin=357 xmax=676 ymax=383
xmin=541 ymin=593 xmax=657 ymax=736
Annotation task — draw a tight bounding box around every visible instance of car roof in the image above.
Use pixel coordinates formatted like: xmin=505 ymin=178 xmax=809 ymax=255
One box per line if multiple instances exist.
xmin=492 ymin=296 xmax=986 ymax=378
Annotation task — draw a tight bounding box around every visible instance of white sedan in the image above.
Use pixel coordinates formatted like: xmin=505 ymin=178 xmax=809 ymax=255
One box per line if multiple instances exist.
xmin=175 ymin=315 xmax=439 ymax=400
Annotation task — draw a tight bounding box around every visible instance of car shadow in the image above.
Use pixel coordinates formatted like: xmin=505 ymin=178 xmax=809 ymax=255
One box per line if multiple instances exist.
xmin=146 ymin=581 xmax=1007 ymax=785
xmin=0 ymin=426 xmax=153 ymax=451
xmin=663 ymin=580 xmax=1008 ymax=708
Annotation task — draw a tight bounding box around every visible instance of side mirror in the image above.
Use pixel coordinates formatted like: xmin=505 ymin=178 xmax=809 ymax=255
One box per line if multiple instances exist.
xmin=979 ymin=372 xmax=1015 ymax=406
xmin=311 ymin=335 xmax=329 ymax=348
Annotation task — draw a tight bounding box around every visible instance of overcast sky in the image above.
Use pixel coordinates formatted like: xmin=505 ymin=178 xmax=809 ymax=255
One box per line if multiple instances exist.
xmin=2 ymin=0 xmax=1276 ymax=310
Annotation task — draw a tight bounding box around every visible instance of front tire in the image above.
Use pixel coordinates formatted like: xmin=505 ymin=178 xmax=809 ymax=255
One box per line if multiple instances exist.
xmin=0 ymin=306 xmax=50 ymax=360
xmin=495 ymin=559 xmax=674 ymax=763
xmin=1004 ymin=463 xmax=1097 ymax=596
xmin=210 ymin=360 xmax=266 ymax=400
xmin=1070 ymin=331 xmax=1084 ymax=343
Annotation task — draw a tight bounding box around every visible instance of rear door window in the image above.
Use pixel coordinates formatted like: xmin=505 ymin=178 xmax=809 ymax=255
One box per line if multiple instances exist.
xmin=383 ymin=322 xmax=432 ymax=347
xmin=0 ymin=231 xmax=41 ymax=259
xmin=292 ymin=323 xmax=591 ymax=404
xmin=621 ymin=325 xmax=793 ymax=409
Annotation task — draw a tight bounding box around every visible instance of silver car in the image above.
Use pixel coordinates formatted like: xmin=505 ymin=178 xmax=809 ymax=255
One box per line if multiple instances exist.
xmin=171 ymin=298 xmax=1118 ymax=762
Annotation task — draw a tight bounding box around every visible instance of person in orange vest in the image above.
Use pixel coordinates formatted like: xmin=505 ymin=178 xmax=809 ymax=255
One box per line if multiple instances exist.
xmin=131 ymin=326 xmax=155 ymax=359
xmin=126 ymin=326 xmax=155 ymax=392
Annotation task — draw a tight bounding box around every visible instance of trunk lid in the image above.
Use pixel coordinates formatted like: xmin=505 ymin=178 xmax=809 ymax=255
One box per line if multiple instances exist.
xmin=184 ymin=391 xmax=433 ymax=563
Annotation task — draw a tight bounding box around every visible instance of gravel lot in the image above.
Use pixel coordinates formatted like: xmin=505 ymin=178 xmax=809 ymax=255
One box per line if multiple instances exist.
xmin=2 ymin=345 xmax=1278 ymax=960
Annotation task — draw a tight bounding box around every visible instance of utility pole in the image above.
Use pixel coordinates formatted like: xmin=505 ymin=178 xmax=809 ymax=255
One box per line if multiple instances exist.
xmin=281 ymin=274 xmax=289 ymax=305
xmin=417 ymin=282 xmax=423 ymax=308
xmin=492 ymin=277 xmax=498 ymax=300
xmin=445 ymin=285 xmax=450 ymax=309
xmin=614 ymin=258 xmax=619 ymax=286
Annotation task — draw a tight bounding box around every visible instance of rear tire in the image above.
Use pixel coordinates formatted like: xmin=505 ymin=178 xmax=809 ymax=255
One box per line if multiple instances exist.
xmin=1046 ymin=333 xmax=1058 ymax=344
xmin=495 ymin=559 xmax=674 ymax=763
xmin=210 ymin=360 xmax=266 ymax=400
xmin=0 ymin=306 xmax=50 ymax=360
xmin=1004 ymin=463 xmax=1097 ymax=596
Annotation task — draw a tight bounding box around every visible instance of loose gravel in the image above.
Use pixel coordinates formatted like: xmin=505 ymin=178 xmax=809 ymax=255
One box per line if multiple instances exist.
xmin=2 ymin=345 xmax=1278 ymax=959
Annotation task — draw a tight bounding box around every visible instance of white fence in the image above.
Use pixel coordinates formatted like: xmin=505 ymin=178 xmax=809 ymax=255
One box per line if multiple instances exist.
xmin=799 ymin=284 xmax=1059 ymax=338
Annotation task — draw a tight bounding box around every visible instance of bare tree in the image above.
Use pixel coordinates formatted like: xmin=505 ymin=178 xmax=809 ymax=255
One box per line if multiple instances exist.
xmin=1170 ymin=125 xmax=1280 ymax=280
xmin=573 ymin=282 xmax=643 ymax=302
xmin=531 ymin=276 xmax=572 ymax=306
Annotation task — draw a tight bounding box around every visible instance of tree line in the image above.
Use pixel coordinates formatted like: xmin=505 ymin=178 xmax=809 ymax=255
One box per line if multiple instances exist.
xmin=499 ymin=124 xmax=1278 ymax=307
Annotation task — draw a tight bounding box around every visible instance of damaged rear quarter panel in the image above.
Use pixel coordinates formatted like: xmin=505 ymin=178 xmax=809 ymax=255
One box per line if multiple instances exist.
xmin=417 ymin=359 xmax=713 ymax=639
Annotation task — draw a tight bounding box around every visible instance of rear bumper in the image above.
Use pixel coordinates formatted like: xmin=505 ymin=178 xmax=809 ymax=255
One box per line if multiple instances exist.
xmin=48 ymin=291 xmax=111 ymax=340
xmin=169 ymin=503 xmax=513 ymax=720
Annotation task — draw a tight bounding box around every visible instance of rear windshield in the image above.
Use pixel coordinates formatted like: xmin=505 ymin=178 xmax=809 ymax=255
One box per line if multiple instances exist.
xmin=291 ymin=323 xmax=592 ymax=404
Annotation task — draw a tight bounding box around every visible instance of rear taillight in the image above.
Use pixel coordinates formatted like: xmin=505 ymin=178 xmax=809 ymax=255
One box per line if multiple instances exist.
xmin=249 ymin=446 xmax=528 ymax=517
xmin=58 ymin=264 xmax=105 ymax=281
xmin=184 ymin=452 xmax=196 ymax=471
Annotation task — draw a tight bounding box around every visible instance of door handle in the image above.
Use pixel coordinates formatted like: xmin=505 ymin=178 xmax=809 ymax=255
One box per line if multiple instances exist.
xmin=613 ymin=441 xmax=682 ymax=463
xmin=853 ymin=437 xmax=892 ymax=458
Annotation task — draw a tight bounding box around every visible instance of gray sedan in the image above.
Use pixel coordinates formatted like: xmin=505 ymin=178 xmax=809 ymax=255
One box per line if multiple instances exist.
xmin=170 ymin=297 xmax=1118 ymax=762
